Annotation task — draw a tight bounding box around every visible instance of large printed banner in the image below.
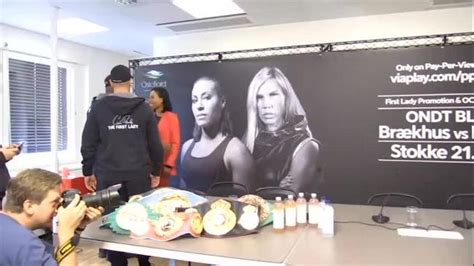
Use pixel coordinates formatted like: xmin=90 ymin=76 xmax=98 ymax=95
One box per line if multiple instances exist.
xmin=134 ymin=45 xmax=473 ymax=208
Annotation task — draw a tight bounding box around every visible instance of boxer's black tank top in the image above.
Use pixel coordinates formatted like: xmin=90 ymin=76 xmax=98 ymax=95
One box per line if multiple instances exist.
xmin=182 ymin=136 xmax=232 ymax=192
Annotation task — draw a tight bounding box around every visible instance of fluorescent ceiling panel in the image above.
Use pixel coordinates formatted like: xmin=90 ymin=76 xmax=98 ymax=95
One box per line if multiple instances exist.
xmin=172 ymin=0 xmax=244 ymax=19
xmin=57 ymin=17 xmax=109 ymax=36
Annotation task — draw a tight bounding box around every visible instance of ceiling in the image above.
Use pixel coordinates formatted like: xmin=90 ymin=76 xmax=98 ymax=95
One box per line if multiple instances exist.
xmin=0 ymin=0 xmax=471 ymax=57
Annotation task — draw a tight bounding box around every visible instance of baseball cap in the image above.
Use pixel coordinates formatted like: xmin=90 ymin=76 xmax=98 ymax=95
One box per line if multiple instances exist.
xmin=110 ymin=65 xmax=132 ymax=83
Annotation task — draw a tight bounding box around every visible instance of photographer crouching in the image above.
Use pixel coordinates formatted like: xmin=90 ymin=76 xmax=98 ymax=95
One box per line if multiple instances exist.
xmin=0 ymin=168 xmax=104 ymax=265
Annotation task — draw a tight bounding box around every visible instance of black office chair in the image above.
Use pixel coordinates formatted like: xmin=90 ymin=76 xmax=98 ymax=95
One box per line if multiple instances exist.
xmin=367 ymin=192 xmax=423 ymax=224
xmin=447 ymin=193 xmax=473 ymax=229
xmin=182 ymin=188 xmax=207 ymax=197
xmin=255 ymin=186 xmax=297 ymax=200
xmin=207 ymin=181 xmax=249 ymax=198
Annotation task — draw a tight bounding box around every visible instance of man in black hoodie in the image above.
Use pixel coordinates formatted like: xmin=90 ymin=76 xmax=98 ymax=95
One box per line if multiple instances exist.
xmin=81 ymin=65 xmax=163 ymax=266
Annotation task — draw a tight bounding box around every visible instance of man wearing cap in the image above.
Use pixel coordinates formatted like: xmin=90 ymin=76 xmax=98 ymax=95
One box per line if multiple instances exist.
xmin=81 ymin=64 xmax=163 ymax=266
xmin=93 ymin=74 xmax=114 ymax=101
xmin=88 ymin=75 xmax=114 ymax=114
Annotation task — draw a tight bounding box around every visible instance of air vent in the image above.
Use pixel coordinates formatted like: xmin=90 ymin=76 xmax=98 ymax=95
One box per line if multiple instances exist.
xmin=163 ymin=16 xmax=252 ymax=32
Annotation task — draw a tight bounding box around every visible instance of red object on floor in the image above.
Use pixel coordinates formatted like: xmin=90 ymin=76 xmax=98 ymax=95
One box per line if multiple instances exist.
xmin=61 ymin=176 xmax=90 ymax=195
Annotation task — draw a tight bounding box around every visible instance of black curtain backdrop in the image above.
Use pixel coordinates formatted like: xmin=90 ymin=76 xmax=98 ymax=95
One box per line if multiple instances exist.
xmin=135 ymin=45 xmax=473 ymax=209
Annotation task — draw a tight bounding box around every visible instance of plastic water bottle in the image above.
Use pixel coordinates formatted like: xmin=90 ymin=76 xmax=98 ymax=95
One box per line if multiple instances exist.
xmin=285 ymin=195 xmax=297 ymax=229
xmin=273 ymin=197 xmax=285 ymax=232
xmin=308 ymin=193 xmax=320 ymax=226
xmin=296 ymin=192 xmax=307 ymax=225
xmin=321 ymin=199 xmax=335 ymax=237
xmin=318 ymin=196 xmax=326 ymax=230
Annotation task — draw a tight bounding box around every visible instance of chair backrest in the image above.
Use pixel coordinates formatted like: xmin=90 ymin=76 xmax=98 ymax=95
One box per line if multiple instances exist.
xmin=447 ymin=193 xmax=474 ymax=210
xmin=182 ymin=188 xmax=207 ymax=197
xmin=255 ymin=186 xmax=297 ymax=200
xmin=207 ymin=182 xmax=249 ymax=198
xmin=367 ymin=192 xmax=423 ymax=208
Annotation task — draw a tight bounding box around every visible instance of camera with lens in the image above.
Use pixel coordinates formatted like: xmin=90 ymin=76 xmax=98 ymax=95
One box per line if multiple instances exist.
xmin=62 ymin=184 xmax=122 ymax=208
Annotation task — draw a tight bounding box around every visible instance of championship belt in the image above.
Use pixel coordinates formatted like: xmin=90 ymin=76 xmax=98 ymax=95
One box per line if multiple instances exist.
xmin=186 ymin=208 xmax=204 ymax=237
xmin=150 ymin=208 xmax=204 ymax=241
xmin=202 ymin=199 xmax=237 ymax=236
xmin=153 ymin=193 xmax=192 ymax=215
xmin=238 ymin=205 xmax=260 ymax=230
xmin=238 ymin=194 xmax=271 ymax=225
xmin=130 ymin=220 xmax=151 ymax=237
xmin=102 ymin=188 xmax=208 ymax=240
xmin=115 ymin=202 xmax=149 ymax=231
xmin=152 ymin=214 xmax=184 ymax=240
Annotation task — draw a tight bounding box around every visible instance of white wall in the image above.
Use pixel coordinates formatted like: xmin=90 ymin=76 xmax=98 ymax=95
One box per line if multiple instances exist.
xmin=154 ymin=6 xmax=473 ymax=56
xmin=0 ymin=24 xmax=129 ymax=172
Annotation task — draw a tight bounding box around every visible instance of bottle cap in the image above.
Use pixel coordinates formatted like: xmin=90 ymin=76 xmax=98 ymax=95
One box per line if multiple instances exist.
xmin=311 ymin=193 xmax=317 ymax=198
xmin=320 ymin=196 xmax=327 ymax=205
xmin=276 ymin=196 xmax=282 ymax=201
xmin=288 ymin=195 xmax=294 ymax=200
xmin=298 ymin=192 xmax=304 ymax=197
xmin=321 ymin=196 xmax=330 ymax=204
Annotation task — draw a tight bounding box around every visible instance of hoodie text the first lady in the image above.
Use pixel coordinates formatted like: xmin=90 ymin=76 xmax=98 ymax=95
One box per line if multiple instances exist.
xmin=81 ymin=94 xmax=163 ymax=181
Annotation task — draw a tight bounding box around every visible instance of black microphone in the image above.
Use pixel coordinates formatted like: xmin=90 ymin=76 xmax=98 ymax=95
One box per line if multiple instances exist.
xmin=368 ymin=193 xmax=392 ymax=224
xmin=368 ymin=192 xmax=423 ymax=224
xmin=447 ymin=193 xmax=473 ymax=229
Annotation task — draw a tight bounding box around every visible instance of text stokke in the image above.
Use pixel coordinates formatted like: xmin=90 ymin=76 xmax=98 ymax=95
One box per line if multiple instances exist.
xmin=391 ymin=144 xmax=448 ymax=159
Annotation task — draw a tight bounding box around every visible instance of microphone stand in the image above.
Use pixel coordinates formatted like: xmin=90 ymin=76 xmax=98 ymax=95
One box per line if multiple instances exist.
xmin=372 ymin=193 xmax=391 ymax=224
xmin=453 ymin=210 xmax=473 ymax=229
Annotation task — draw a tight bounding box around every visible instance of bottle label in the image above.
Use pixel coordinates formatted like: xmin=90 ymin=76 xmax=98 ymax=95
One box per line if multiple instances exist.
xmin=285 ymin=207 xmax=297 ymax=227
xmin=273 ymin=209 xmax=285 ymax=229
xmin=308 ymin=205 xmax=319 ymax=225
xmin=297 ymin=204 xmax=307 ymax=224
xmin=321 ymin=206 xmax=334 ymax=236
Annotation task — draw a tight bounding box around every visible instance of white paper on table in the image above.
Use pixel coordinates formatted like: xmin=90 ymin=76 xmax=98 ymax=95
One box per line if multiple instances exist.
xmin=397 ymin=228 xmax=463 ymax=240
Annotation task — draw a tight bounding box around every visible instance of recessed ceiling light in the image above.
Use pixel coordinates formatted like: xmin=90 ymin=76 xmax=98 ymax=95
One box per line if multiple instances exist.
xmin=172 ymin=0 xmax=245 ymax=19
xmin=57 ymin=17 xmax=109 ymax=36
